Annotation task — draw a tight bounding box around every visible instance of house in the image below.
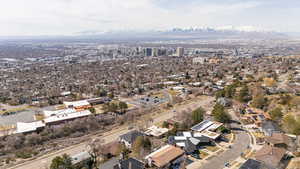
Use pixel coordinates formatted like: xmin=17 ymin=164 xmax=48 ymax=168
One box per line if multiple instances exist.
xmin=190 ymin=120 xmax=223 ymax=140
xmin=193 ymin=57 xmax=207 ymax=64
xmin=119 ymin=130 xmax=144 ymax=148
xmin=164 ymin=119 xmax=179 ymax=129
xmin=163 ymin=81 xmax=179 ymax=86
xmin=172 ymin=86 xmax=185 ymax=91
xmin=71 ymin=151 xmax=91 ymax=165
xmin=193 ymin=130 xmax=221 ymax=140
xmin=216 ymin=80 xmax=226 ymax=86
xmin=100 ymin=157 xmax=119 ymax=169
xmin=184 ymin=137 xmax=210 ymax=154
xmin=239 ymin=159 xmax=268 ymax=169
xmin=61 ymin=91 xmax=71 ymax=96
xmin=217 ymin=97 xmax=231 ymax=107
xmin=145 ymin=145 xmax=185 ymax=169
xmin=255 ymin=145 xmax=286 ymax=169
xmin=264 ymin=133 xmax=290 ymax=148
xmin=144 ymin=125 xmax=169 ymax=138
xmin=168 ymin=132 xmax=211 ymax=154
xmin=191 ymin=120 xmax=223 ymax=132
xmin=189 ymin=82 xmax=202 ymax=87
xmin=261 ymin=121 xmax=281 ymax=136
xmin=101 ymin=141 xmax=122 ymax=158
xmin=113 ymin=158 xmax=145 ymax=169
xmin=241 ymin=108 xmax=271 ymax=127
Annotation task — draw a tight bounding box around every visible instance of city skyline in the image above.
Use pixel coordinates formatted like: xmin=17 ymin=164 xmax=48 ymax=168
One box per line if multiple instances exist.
xmin=0 ymin=0 xmax=300 ymax=36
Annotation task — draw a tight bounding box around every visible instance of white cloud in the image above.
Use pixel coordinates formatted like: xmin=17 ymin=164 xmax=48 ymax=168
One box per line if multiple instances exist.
xmin=0 ymin=0 xmax=298 ymax=36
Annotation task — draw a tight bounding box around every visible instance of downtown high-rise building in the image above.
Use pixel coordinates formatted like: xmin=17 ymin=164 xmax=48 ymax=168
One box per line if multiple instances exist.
xmin=152 ymin=48 xmax=158 ymax=57
xmin=176 ymin=47 xmax=184 ymax=57
xmin=145 ymin=48 xmax=152 ymax=57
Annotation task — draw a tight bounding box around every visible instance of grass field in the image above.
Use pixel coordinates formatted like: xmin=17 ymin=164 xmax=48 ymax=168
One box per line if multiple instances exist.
xmin=286 ymin=158 xmax=300 ymax=169
xmin=0 ymin=124 xmax=15 ymax=131
xmin=252 ymin=132 xmax=264 ymax=138
xmin=94 ymin=105 xmax=105 ymax=114
xmin=168 ymin=89 xmax=180 ymax=97
xmin=199 ymin=150 xmax=209 ymax=159
xmin=151 ymin=92 xmax=164 ymax=98
xmin=206 ymin=146 xmax=220 ymax=152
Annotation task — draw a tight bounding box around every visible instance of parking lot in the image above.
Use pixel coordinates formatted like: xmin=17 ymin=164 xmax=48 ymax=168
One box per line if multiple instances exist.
xmin=0 ymin=110 xmax=36 ymax=126
xmin=129 ymin=95 xmax=168 ymax=107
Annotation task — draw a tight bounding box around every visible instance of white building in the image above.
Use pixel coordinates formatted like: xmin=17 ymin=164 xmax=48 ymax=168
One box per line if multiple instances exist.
xmin=63 ymin=100 xmax=90 ymax=109
xmin=43 ymin=108 xmax=76 ymax=118
xmin=14 ymin=121 xmax=45 ymax=134
xmin=190 ymin=120 xmax=223 ymax=140
xmin=144 ymin=125 xmax=169 ymax=137
xmin=193 ymin=57 xmax=207 ymax=64
xmin=44 ymin=110 xmax=91 ymax=124
xmin=176 ymin=47 xmax=184 ymax=57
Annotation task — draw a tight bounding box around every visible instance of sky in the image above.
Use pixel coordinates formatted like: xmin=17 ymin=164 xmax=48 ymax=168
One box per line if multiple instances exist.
xmin=0 ymin=0 xmax=299 ymax=36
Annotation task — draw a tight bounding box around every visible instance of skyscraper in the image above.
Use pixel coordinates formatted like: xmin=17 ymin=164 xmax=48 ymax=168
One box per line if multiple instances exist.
xmin=176 ymin=47 xmax=184 ymax=57
xmin=145 ymin=48 xmax=152 ymax=57
xmin=152 ymin=48 xmax=158 ymax=57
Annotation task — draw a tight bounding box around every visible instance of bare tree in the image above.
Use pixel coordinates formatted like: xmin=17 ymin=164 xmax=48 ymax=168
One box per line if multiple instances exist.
xmin=87 ymin=138 xmax=105 ymax=169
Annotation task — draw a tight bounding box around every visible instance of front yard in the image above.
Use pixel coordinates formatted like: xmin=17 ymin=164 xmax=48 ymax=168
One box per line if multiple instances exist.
xmin=199 ymin=150 xmax=209 ymax=159
xmin=205 ymin=145 xmax=220 ymax=152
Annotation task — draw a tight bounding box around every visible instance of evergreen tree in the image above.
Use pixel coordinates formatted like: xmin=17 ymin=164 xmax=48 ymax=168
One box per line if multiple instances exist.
xmin=212 ymin=103 xmax=231 ymax=123
xmin=50 ymin=154 xmax=73 ymax=169
xmin=269 ymin=107 xmax=283 ymax=122
xmin=118 ymin=101 xmax=128 ymax=113
xmin=237 ymin=85 xmax=251 ymax=102
xmin=192 ymin=107 xmax=205 ymax=124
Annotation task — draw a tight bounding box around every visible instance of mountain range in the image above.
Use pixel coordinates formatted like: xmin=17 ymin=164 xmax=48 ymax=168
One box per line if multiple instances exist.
xmin=73 ymin=27 xmax=288 ymax=40
xmin=0 ymin=27 xmax=292 ymax=41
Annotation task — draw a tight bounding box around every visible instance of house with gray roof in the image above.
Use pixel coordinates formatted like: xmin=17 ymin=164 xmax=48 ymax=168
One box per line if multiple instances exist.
xmin=119 ymin=130 xmax=144 ymax=148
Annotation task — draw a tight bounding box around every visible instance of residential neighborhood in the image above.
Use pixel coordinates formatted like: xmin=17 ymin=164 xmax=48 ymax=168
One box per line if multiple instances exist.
xmin=1 ymin=13 xmax=300 ymax=169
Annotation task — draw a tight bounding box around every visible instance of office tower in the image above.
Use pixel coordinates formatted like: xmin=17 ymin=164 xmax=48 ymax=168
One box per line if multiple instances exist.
xmin=176 ymin=47 xmax=184 ymax=57
xmin=152 ymin=48 xmax=158 ymax=57
xmin=145 ymin=48 xmax=152 ymax=57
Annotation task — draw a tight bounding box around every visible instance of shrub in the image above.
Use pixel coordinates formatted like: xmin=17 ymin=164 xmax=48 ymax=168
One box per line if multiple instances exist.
xmin=15 ymin=151 xmax=32 ymax=159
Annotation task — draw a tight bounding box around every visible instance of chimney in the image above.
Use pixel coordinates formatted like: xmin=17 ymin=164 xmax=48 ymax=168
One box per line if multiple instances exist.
xmin=129 ymin=161 xmax=132 ymax=169
xmin=120 ymin=152 xmax=124 ymax=160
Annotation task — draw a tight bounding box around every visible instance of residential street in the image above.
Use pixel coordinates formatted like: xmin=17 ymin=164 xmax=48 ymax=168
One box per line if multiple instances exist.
xmin=199 ymin=130 xmax=250 ymax=169
xmin=198 ymin=109 xmax=251 ymax=169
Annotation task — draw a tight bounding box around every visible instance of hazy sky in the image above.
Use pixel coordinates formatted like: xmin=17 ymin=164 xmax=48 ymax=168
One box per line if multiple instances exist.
xmin=0 ymin=0 xmax=299 ymax=36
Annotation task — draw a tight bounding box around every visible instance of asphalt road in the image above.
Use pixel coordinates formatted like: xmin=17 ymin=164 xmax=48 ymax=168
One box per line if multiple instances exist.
xmin=199 ymin=130 xmax=250 ymax=169
xmin=7 ymin=96 xmax=214 ymax=169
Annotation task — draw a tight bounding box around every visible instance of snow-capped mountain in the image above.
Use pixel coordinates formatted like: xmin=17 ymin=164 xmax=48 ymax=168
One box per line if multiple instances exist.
xmin=74 ymin=26 xmax=278 ymax=36
xmin=73 ymin=26 xmax=287 ymax=40
xmin=164 ymin=26 xmax=277 ymax=34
